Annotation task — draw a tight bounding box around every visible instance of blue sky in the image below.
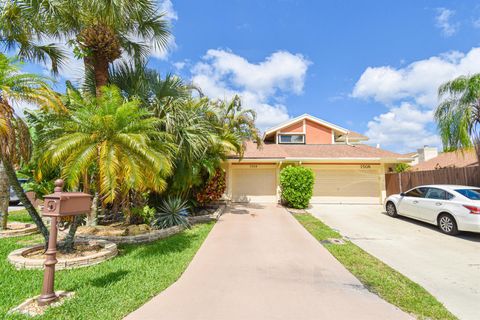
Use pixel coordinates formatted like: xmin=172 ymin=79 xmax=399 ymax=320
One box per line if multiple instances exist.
xmin=15 ymin=0 xmax=480 ymax=153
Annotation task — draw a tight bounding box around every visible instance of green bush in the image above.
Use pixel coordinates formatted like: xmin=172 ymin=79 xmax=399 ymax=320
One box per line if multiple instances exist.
xmin=279 ymin=166 xmax=315 ymax=209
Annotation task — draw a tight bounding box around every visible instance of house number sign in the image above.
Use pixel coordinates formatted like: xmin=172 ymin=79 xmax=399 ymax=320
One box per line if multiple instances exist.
xmin=360 ymin=164 xmax=372 ymax=169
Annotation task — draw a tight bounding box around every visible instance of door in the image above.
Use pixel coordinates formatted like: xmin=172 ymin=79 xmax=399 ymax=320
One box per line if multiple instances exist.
xmin=416 ymin=187 xmax=453 ymax=223
xmin=231 ymin=165 xmax=277 ymax=202
xmin=308 ymin=165 xmax=381 ymax=204
xmin=397 ymin=187 xmax=427 ymax=218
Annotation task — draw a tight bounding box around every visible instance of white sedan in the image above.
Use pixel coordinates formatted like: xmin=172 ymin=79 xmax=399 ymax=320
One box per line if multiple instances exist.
xmin=385 ymin=185 xmax=480 ymax=235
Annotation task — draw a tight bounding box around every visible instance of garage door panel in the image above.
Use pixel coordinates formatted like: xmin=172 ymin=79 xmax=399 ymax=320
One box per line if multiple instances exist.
xmin=308 ymin=166 xmax=381 ymax=204
xmin=231 ymin=167 xmax=277 ymax=203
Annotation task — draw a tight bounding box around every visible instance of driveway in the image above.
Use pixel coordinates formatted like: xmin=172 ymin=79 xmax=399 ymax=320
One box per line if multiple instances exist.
xmin=310 ymin=204 xmax=480 ymax=320
xmin=125 ymin=203 xmax=410 ymax=320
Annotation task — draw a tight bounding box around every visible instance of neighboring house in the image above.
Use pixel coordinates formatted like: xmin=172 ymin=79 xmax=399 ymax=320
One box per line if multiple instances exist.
xmin=403 ymin=146 xmax=438 ymax=166
xmin=223 ymin=114 xmax=411 ymax=204
xmin=411 ymin=149 xmax=478 ymax=171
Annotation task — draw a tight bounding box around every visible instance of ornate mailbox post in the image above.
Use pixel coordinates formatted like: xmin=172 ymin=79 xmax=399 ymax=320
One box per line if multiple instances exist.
xmin=38 ymin=179 xmax=92 ymax=306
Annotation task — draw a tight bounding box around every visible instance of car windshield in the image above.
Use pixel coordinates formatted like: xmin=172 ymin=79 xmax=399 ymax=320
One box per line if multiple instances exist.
xmin=455 ymin=188 xmax=480 ymax=200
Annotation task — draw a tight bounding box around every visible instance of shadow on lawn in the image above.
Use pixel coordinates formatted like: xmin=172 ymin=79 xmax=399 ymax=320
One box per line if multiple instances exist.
xmin=90 ymin=270 xmax=130 ymax=287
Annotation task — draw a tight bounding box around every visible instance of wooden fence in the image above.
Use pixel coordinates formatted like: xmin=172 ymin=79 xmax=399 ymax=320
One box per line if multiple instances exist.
xmin=385 ymin=166 xmax=480 ymax=196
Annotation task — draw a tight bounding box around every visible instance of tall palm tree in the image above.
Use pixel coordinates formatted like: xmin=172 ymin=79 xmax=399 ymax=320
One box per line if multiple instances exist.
xmin=10 ymin=0 xmax=171 ymax=96
xmin=40 ymin=85 xmax=174 ymax=207
xmin=0 ymin=53 xmax=61 ymax=240
xmin=0 ymin=1 xmax=66 ymax=74
xmin=435 ymin=74 xmax=480 ymax=159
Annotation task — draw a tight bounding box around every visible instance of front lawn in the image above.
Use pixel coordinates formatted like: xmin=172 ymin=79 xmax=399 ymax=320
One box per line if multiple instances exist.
xmin=0 ymin=222 xmax=214 ymax=320
xmin=8 ymin=209 xmax=33 ymax=223
xmin=294 ymin=213 xmax=457 ymax=320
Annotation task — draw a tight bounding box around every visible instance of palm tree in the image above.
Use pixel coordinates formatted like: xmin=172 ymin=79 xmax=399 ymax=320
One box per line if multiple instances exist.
xmin=0 ymin=54 xmax=61 ymax=240
xmin=435 ymin=74 xmax=480 ymax=159
xmin=9 ymin=0 xmax=171 ymax=96
xmin=0 ymin=1 xmax=67 ymax=74
xmin=40 ymin=85 xmax=174 ymax=210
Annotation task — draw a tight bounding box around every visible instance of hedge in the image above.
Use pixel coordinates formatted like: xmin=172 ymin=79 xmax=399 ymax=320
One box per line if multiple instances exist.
xmin=279 ymin=166 xmax=315 ymax=209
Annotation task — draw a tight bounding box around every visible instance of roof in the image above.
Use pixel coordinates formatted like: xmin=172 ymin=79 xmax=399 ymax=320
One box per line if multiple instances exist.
xmin=264 ymin=114 xmax=349 ymax=138
xmin=230 ymin=141 xmax=408 ymax=161
xmin=403 ymin=152 xmax=418 ymax=158
xmin=411 ymin=149 xmax=478 ymax=171
xmin=336 ymin=131 xmax=369 ymax=142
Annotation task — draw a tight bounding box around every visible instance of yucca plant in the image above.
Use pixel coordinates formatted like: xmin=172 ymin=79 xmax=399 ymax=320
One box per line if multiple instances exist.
xmin=153 ymin=197 xmax=191 ymax=229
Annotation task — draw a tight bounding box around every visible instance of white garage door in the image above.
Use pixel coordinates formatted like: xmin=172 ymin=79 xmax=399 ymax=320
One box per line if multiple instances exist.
xmin=231 ymin=165 xmax=277 ymax=203
xmin=308 ymin=166 xmax=381 ymax=204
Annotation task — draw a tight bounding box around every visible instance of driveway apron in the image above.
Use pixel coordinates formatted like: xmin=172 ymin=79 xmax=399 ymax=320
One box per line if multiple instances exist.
xmin=125 ymin=203 xmax=411 ymax=320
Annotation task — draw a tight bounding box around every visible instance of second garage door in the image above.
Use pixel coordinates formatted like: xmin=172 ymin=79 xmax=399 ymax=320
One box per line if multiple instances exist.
xmin=308 ymin=165 xmax=381 ymax=204
xmin=231 ymin=165 xmax=277 ymax=203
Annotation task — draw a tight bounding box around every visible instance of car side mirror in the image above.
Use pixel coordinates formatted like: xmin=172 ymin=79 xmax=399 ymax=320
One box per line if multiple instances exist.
xmin=400 ymin=192 xmax=406 ymax=197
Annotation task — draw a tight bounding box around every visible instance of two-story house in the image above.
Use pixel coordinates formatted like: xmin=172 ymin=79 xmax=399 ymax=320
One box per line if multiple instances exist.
xmin=223 ymin=114 xmax=410 ymax=204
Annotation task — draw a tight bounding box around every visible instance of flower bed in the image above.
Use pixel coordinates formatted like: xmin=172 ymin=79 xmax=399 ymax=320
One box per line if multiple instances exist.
xmin=76 ymin=205 xmax=225 ymax=245
xmin=0 ymin=222 xmax=38 ymax=239
xmin=8 ymin=240 xmax=117 ymax=270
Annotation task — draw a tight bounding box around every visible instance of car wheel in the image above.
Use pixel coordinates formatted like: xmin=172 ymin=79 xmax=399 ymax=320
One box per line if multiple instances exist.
xmin=386 ymin=202 xmax=398 ymax=217
xmin=438 ymin=214 xmax=459 ymax=235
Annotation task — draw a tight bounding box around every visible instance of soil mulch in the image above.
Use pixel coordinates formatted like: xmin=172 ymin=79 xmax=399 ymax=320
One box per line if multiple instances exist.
xmin=23 ymin=244 xmax=103 ymax=260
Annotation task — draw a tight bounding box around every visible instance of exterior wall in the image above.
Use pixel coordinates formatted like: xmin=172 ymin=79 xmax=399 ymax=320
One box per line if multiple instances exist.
xmin=278 ymin=121 xmax=304 ymax=133
xmin=305 ymin=119 xmax=333 ymax=144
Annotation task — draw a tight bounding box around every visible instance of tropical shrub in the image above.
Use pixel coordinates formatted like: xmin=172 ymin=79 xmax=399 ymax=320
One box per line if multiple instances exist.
xmin=394 ymin=163 xmax=411 ymax=173
xmin=195 ymin=169 xmax=226 ymax=205
xmin=129 ymin=205 xmax=156 ymax=225
xmin=153 ymin=197 xmax=191 ymax=229
xmin=280 ymin=166 xmax=315 ymax=209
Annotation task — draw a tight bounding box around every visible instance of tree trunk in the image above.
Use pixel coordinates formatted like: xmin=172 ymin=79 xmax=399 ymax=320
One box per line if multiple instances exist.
xmin=0 ymin=152 xmax=49 ymax=242
xmin=85 ymin=55 xmax=109 ymax=97
xmin=87 ymin=192 xmax=99 ymax=226
xmin=58 ymin=215 xmax=82 ymax=253
xmin=0 ymin=160 xmax=9 ymax=230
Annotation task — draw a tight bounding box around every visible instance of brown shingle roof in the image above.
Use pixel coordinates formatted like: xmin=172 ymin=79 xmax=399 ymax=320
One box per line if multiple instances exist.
xmin=412 ymin=149 xmax=478 ymax=171
xmin=231 ymin=141 xmax=407 ymax=160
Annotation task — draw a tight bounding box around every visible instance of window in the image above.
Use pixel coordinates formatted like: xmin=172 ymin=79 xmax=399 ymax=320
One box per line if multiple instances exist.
xmin=455 ymin=188 xmax=480 ymax=200
xmin=279 ymin=134 xmax=305 ymax=144
xmin=404 ymin=187 xmax=427 ymax=198
xmin=425 ymin=188 xmax=453 ymax=200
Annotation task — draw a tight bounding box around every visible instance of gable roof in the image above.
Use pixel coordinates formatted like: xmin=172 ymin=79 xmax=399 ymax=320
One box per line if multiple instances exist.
xmin=412 ymin=149 xmax=478 ymax=171
xmin=264 ymin=114 xmax=349 ymax=138
xmin=230 ymin=141 xmax=409 ymax=161
xmin=336 ymin=131 xmax=369 ymax=142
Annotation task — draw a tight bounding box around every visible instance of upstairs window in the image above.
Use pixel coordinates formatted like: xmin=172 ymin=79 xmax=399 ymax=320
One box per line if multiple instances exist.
xmin=278 ymin=134 xmax=305 ymax=144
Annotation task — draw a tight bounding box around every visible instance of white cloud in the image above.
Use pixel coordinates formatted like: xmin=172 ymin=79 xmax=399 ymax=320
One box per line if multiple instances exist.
xmin=353 ymin=47 xmax=480 ymax=152
xmin=435 ymin=8 xmax=459 ymax=37
xmin=191 ymin=49 xmax=310 ymax=129
xmin=353 ymin=47 xmax=480 ymax=106
xmin=365 ymin=103 xmax=441 ymax=153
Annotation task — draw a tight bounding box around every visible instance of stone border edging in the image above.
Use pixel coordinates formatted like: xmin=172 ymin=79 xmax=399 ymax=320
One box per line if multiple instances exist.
xmin=76 ymin=205 xmax=225 ymax=245
xmin=8 ymin=240 xmax=118 ymax=270
xmin=0 ymin=222 xmax=38 ymax=239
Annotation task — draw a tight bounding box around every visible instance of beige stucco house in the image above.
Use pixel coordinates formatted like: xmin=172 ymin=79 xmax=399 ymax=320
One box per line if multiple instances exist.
xmin=223 ymin=114 xmax=411 ymax=204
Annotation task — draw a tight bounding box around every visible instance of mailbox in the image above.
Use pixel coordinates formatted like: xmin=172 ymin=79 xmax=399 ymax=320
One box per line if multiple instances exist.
xmin=37 ymin=179 xmax=92 ymax=306
xmin=42 ymin=179 xmax=92 ymax=218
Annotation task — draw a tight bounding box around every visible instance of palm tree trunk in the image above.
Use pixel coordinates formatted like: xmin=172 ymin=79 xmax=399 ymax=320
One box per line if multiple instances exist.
xmin=85 ymin=55 xmax=109 ymax=97
xmin=58 ymin=215 xmax=82 ymax=253
xmin=0 ymin=151 xmax=49 ymax=242
xmin=0 ymin=160 xmax=9 ymax=230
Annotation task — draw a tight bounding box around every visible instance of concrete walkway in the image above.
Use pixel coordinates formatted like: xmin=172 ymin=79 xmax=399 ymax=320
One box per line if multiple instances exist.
xmin=125 ymin=204 xmax=411 ymax=320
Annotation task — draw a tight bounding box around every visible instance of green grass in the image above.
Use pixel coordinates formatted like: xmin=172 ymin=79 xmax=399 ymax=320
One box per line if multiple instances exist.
xmin=8 ymin=210 xmax=33 ymax=223
xmin=0 ymin=222 xmax=214 ymax=319
xmin=294 ymin=213 xmax=457 ymax=320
